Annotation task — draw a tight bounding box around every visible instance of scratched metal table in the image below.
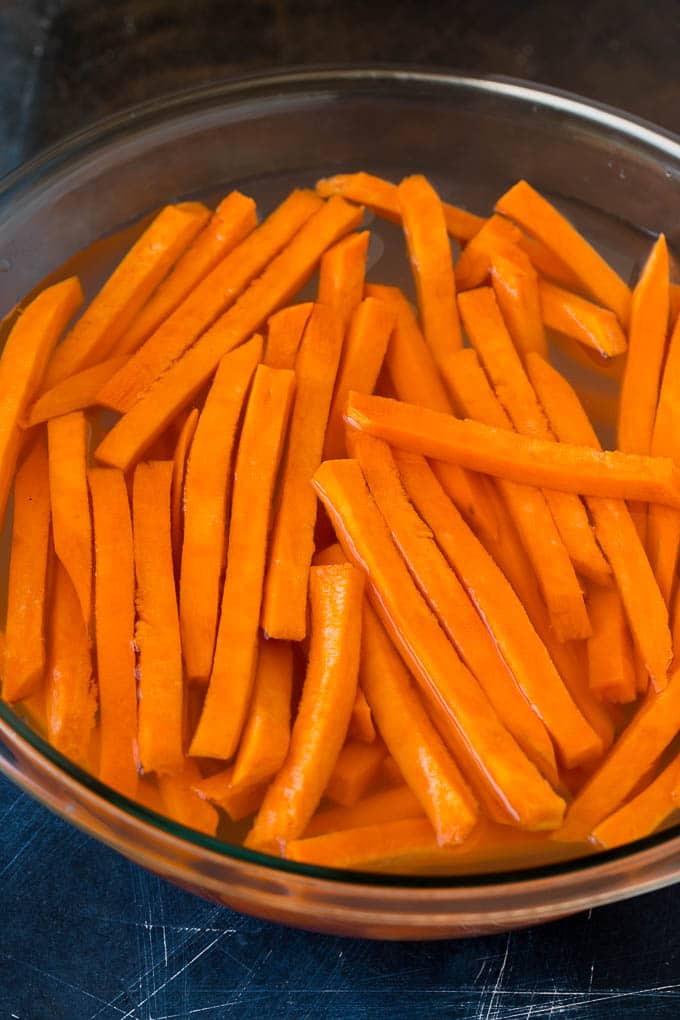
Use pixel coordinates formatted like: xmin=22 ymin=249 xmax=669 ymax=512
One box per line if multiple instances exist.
xmin=3 ymin=2 xmax=680 ymax=1017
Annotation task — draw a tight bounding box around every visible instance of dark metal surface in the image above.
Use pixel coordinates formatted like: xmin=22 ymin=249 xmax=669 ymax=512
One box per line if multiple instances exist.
xmin=2 ymin=2 xmax=680 ymax=1016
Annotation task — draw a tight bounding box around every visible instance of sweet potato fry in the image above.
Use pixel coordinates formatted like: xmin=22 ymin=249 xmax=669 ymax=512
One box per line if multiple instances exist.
xmin=170 ymin=406 xmax=199 ymax=571
xmin=304 ymin=785 xmax=424 ymax=838
xmin=26 ymin=356 xmax=127 ymax=425
xmin=264 ymin=302 xmax=313 ymax=369
xmin=193 ymin=766 xmax=268 ymax=822
xmin=539 ymin=279 xmax=627 ymax=358
xmin=586 ymin=586 xmax=637 ymax=704
xmin=231 ymin=639 xmax=293 ymax=792
xmin=490 ymin=247 xmax=547 ymax=359
xmin=325 ymin=739 xmax=386 ymax=807
xmin=317 ymin=230 xmax=369 ymax=330
xmin=3 ymin=435 xmax=51 ymax=702
xmin=158 ymin=760 xmax=219 ymax=836
xmin=592 ymin=755 xmax=680 ymax=849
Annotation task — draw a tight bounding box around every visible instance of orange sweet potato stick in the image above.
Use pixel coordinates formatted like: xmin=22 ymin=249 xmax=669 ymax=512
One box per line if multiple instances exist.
xmin=3 ymin=435 xmax=51 ymax=702
xmin=47 ymin=412 xmax=93 ymax=629
xmin=459 ymin=286 xmax=610 ymax=586
xmin=46 ymin=561 xmax=97 ymax=767
xmin=26 ymin=355 xmax=128 ymax=426
xmin=359 ymin=605 xmax=484 ymax=843
xmin=132 ymin=461 xmax=184 ymax=775
xmin=43 ymin=203 xmax=209 ymax=388
xmin=394 ymin=448 xmax=601 ymax=770
xmin=95 ymin=196 xmax=363 ymax=471
xmin=264 ymin=302 xmax=313 ymax=369
xmin=356 ymin=434 xmax=569 ymax=776
xmin=490 ymin=247 xmax=548 ymax=359
xmin=397 ymin=174 xmax=463 ymax=361
xmin=525 ymin=352 xmax=672 ymax=691
xmin=365 ymin=284 xmax=451 ymax=414
xmin=647 ymin=312 xmax=680 ymax=606
xmin=245 ymin=564 xmax=365 ymax=851
xmin=312 ymin=459 xmax=566 ymax=829
xmin=97 ymin=190 xmax=320 ymax=413
xmin=557 ymin=667 xmax=680 ymax=841
xmin=230 ymin=639 xmax=293 ymax=792
xmin=261 ymin=304 xmax=343 ymax=641
xmin=193 ymin=766 xmax=268 ymax=822
xmin=586 ymin=586 xmax=637 ymax=704
xmin=670 ymin=283 xmax=680 ymax=331
xmin=190 ymin=365 xmax=295 ymax=757
xmin=618 ymin=235 xmax=669 ymax=455
xmin=344 ymin=391 xmax=680 ymax=509
xmin=0 ymin=276 xmax=83 ymax=525
xmin=304 ymin=785 xmax=424 ymax=838
xmin=495 ymin=180 xmax=631 ymax=325
xmin=538 ymin=279 xmax=627 ymax=358
xmin=179 ymin=337 xmax=263 ymax=681
xmin=325 ymin=739 xmax=386 ymax=807
xmin=323 ymin=297 xmax=395 ymax=460
xmin=158 ymin=760 xmax=219 ymax=836
xmin=89 ymin=467 xmax=138 ymax=798
xmin=364 ymin=284 xmax=499 ymax=544
xmin=455 ymin=215 xmax=524 ymax=291
xmin=286 ymin=816 xmax=560 ymax=870
xmin=317 ymin=230 xmax=369 ymax=330
xmin=170 ymin=406 xmax=199 ymax=572
xmin=592 ymin=755 xmax=680 ymax=849
xmin=116 ymin=191 xmax=258 ymax=354
xmin=316 ymin=171 xmax=485 ymax=241
xmin=349 ymin=687 xmax=376 ymax=743
xmin=441 ymin=350 xmax=591 ymax=643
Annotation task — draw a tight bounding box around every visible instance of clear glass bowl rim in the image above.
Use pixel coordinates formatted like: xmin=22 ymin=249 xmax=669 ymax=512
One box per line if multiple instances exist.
xmin=2 ymin=64 xmax=680 ymax=901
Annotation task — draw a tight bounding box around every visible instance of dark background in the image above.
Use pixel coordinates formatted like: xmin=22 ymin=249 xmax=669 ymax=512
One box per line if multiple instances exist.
xmin=3 ymin=1 xmax=680 ymax=1017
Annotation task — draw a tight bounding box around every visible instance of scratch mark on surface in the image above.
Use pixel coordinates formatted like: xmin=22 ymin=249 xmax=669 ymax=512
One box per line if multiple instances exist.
xmin=484 ymin=932 xmax=511 ymax=1020
xmin=1 ymin=952 xmax=127 ymax=1015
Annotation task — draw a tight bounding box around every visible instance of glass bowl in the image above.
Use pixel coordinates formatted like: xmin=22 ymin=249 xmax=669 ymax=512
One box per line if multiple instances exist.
xmin=2 ymin=68 xmax=680 ymax=941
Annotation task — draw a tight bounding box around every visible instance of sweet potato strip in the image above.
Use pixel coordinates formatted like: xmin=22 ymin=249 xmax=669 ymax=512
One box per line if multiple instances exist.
xmin=246 ymin=564 xmax=365 ymax=851
xmin=325 ymin=739 xmax=385 ymax=807
xmin=397 ymin=174 xmax=462 ymax=360
xmin=587 ymin=586 xmax=637 ymax=704
xmin=287 ymin=817 xmax=560 ymax=871
xmin=0 ymin=276 xmax=83 ymax=524
xmin=179 ymin=337 xmax=262 ymax=681
xmin=324 ymin=297 xmax=394 ymax=460
xmin=592 ymin=756 xmax=680 ymax=849
xmin=98 ymin=190 xmax=320 ymax=413
xmin=490 ymin=247 xmax=547 ymax=359
xmin=344 ymin=391 xmax=680 ymax=509
xmin=357 ymin=435 xmax=574 ymax=775
xmin=441 ymin=350 xmax=591 ymax=643
xmin=170 ymin=406 xmax=198 ymax=571
xmin=317 ymin=230 xmax=369 ymax=330
xmin=316 ymin=171 xmax=485 ymax=241
xmin=158 ymin=760 xmax=219 ymax=836
xmin=193 ymin=766 xmax=268 ymax=822
xmin=618 ymin=235 xmax=669 ymax=455
xmin=89 ymin=467 xmax=138 ymax=798
xmin=526 ymin=353 xmax=671 ymax=691
xmin=190 ymin=365 xmax=295 ymax=757
xmin=365 ymin=284 xmax=498 ymax=543
xmin=455 ymin=215 xmax=524 ymax=291
xmin=460 ymin=286 xmax=609 ymax=587
xmin=557 ymin=668 xmax=680 ymax=841
xmin=47 ymin=412 xmax=93 ymax=628
xmin=304 ymin=785 xmax=424 ymax=838
xmin=117 ymin=191 xmax=258 ymax=354
xmin=349 ymin=687 xmax=376 ymax=743
xmin=360 ymin=605 xmax=483 ymax=843
xmin=539 ymin=279 xmax=627 ymax=358
xmin=366 ymin=285 xmax=451 ymax=414
xmin=496 ymin=180 xmax=631 ymax=324
xmin=46 ymin=562 xmax=97 ymax=767
xmin=44 ymin=203 xmax=209 ymax=388
xmin=313 ymin=459 xmax=566 ymax=829
xmin=264 ymin=302 xmax=313 ymax=369
xmin=647 ymin=312 xmax=680 ymax=606
xmin=262 ymin=304 xmax=343 ymax=641
xmin=133 ymin=461 xmax=184 ymax=775
xmin=394 ymin=449 xmax=600 ymax=770
xmin=95 ymin=196 xmax=362 ymax=471
xmin=231 ymin=639 xmax=294 ymax=792
xmin=3 ymin=436 xmax=51 ymax=702
xmin=26 ymin=356 xmax=127 ymax=425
